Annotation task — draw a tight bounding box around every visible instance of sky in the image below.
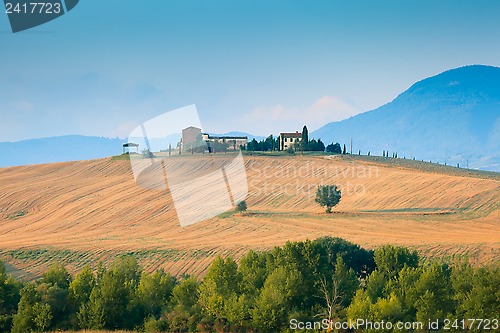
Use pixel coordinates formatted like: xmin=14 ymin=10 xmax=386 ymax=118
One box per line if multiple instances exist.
xmin=1 ymin=0 xmax=499 ymax=141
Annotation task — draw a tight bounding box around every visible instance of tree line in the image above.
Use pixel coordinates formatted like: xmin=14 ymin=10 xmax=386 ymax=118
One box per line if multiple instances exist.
xmin=0 ymin=237 xmax=498 ymax=332
xmin=246 ymin=135 xmax=278 ymax=152
xmin=246 ymin=127 xmax=328 ymax=153
xmin=244 ymin=125 xmax=415 ymax=159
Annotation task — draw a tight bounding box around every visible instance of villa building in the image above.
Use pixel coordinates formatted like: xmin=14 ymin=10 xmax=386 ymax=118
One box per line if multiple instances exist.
xmin=181 ymin=126 xmax=202 ymax=151
xmin=202 ymin=134 xmax=248 ymax=151
xmin=278 ymin=131 xmax=302 ymax=151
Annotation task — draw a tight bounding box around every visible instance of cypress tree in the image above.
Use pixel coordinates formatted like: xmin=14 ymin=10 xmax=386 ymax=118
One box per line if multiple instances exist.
xmin=301 ymin=126 xmax=309 ymax=151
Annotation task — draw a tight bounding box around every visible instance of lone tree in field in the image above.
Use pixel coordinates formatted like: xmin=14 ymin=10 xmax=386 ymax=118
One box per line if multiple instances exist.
xmin=315 ymin=185 xmax=341 ymax=213
xmin=236 ymin=200 xmax=247 ymax=213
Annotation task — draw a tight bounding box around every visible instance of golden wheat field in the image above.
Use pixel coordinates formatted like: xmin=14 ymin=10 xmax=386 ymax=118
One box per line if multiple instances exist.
xmin=0 ymin=154 xmax=499 ymax=280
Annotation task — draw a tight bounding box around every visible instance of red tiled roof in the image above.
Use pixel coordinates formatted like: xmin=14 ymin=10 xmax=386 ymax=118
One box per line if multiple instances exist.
xmin=279 ymin=132 xmax=302 ymax=138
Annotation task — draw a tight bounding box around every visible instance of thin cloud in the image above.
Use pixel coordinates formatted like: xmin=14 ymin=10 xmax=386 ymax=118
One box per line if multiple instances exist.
xmin=11 ymin=101 xmax=35 ymax=113
xmin=240 ymin=96 xmax=360 ymax=135
xmin=307 ymin=95 xmax=359 ymax=124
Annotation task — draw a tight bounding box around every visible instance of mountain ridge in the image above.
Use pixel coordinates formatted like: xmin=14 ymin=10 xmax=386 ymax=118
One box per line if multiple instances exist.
xmin=312 ymin=65 xmax=500 ymax=171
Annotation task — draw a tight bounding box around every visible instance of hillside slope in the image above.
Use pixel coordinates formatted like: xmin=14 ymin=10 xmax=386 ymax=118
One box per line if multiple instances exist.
xmin=0 ymin=155 xmax=498 ymax=279
xmin=313 ymin=65 xmax=500 ymax=171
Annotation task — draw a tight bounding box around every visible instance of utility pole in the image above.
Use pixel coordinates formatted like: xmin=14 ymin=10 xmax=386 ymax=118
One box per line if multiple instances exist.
xmin=350 ymin=138 xmax=352 ymax=155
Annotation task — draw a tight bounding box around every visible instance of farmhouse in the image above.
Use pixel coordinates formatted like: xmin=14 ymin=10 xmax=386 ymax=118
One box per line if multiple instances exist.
xmin=181 ymin=126 xmax=202 ymax=151
xmin=202 ymin=133 xmax=248 ymax=151
xmin=278 ymin=131 xmax=302 ymax=151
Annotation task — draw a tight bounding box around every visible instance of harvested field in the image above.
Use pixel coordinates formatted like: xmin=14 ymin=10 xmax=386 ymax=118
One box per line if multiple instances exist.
xmin=0 ymin=154 xmax=498 ymax=279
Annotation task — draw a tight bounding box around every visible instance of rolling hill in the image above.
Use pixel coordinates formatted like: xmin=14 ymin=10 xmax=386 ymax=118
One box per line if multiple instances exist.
xmin=312 ymin=65 xmax=500 ymax=171
xmin=0 ymin=154 xmax=498 ymax=280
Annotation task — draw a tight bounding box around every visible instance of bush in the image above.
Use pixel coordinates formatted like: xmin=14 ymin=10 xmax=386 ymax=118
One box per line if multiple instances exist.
xmin=236 ymin=200 xmax=247 ymax=212
xmin=144 ymin=316 xmax=161 ymax=333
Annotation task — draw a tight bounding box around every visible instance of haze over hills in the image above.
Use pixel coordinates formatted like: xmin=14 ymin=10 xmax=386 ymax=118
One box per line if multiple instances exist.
xmin=0 ymin=136 xmax=126 ymax=168
xmin=0 ymin=132 xmax=262 ymax=168
xmin=1 ymin=66 xmax=499 ymax=171
xmin=313 ymin=65 xmax=500 ymax=171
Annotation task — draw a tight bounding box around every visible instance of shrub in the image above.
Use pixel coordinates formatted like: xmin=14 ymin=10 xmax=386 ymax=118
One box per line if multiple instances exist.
xmin=236 ymin=200 xmax=247 ymax=213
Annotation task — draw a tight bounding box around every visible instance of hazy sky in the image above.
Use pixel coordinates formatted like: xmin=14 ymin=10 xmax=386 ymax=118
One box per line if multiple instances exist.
xmin=1 ymin=0 xmax=499 ymax=141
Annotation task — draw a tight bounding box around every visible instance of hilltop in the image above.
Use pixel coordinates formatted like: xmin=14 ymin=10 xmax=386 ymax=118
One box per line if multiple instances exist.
xmin=0 ymin=154 xmax=498 ymax=280
xmin=313 ymin=65 xmax=500 ymax=171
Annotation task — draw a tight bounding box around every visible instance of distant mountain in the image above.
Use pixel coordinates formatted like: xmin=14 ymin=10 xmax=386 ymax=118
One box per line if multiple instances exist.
xmin=312 ymin=65 xmax=500 ymax=171
xmin=0 ymin=135 xmax=125 ymax=168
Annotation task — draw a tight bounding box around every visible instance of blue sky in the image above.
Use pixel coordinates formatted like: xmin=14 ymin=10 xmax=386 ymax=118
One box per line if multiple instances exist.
xmin=1 ymin=0 xmax=499 ymax=141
